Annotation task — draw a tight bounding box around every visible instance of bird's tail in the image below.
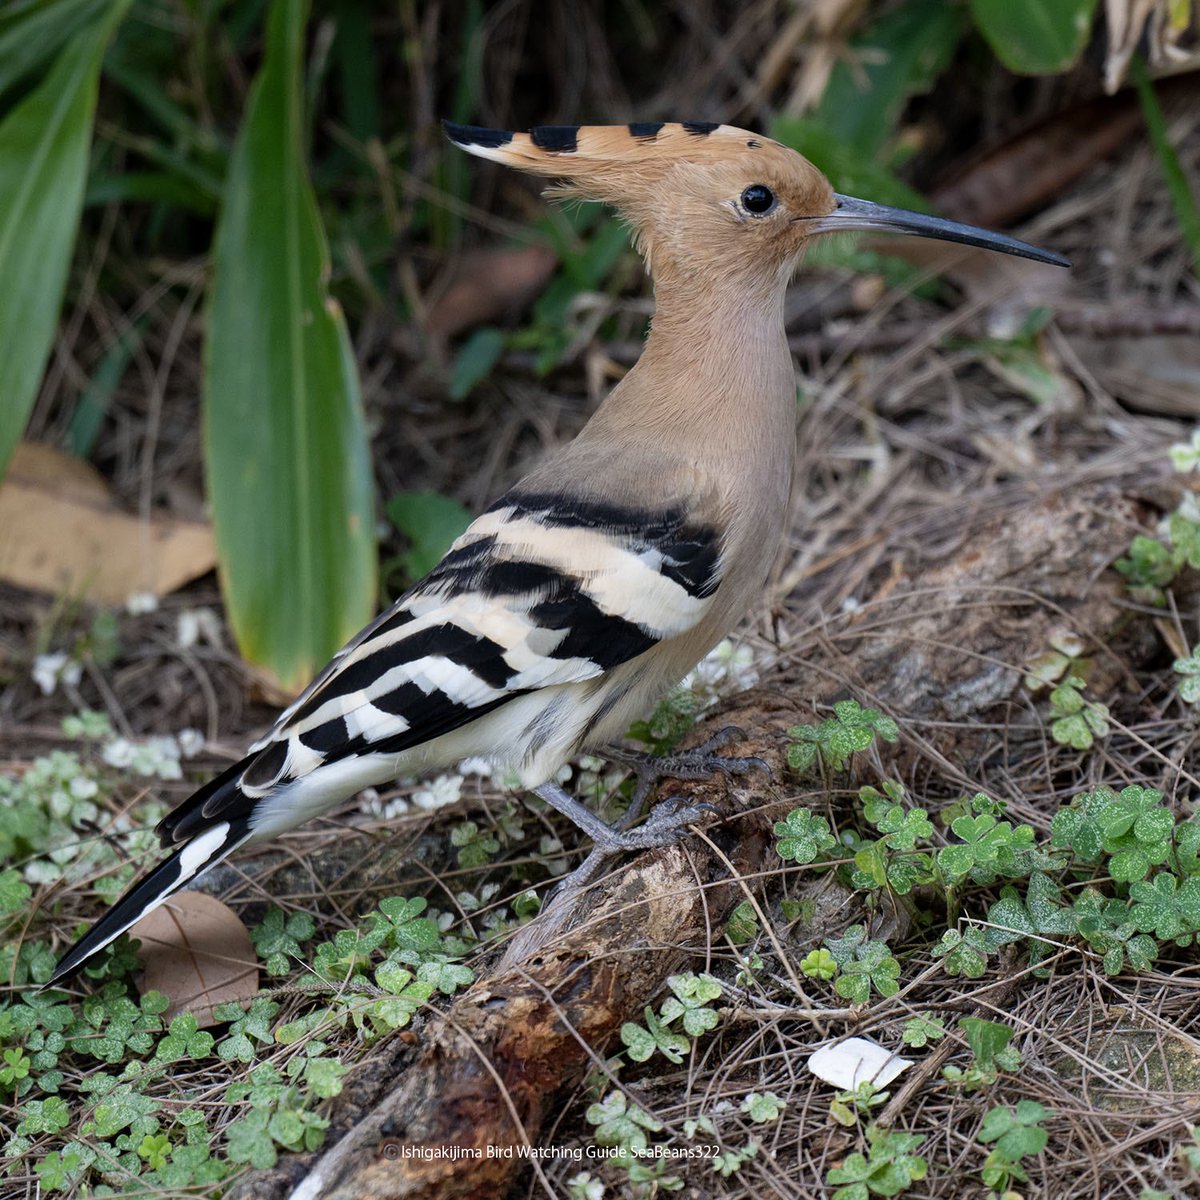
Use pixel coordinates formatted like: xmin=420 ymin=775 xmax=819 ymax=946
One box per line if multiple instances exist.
xmin=46 ymin=817 xmax=253 ymax=987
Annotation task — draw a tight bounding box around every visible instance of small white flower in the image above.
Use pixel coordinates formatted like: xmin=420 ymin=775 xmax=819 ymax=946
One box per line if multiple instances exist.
xmin=139 ymin=736 xmax=183 ymax=780
xmin=32 ymin=652 xmax=82 ymax=697
xmin=69 ymin=775 xmax=99 ymax=800
xmin=176 ymin=611 xmax=200 ymax=649
xmin=103 ymin=734 xmax=182 ymax=779
xmin=103 ymin=737 xmax=136 ymax=768
xmin=568 ymin=1170 xmax=605 ymax=1200
xmin=456 ymin=756 xmax=493 ymax=777
xmin=491 ymin=766 xmax=524 ymax=791
xmin=1177 ymin=491 xmax=1200 ymax=526
xmin=24 ymin=860 xmax=63 ymax=885
xmin=719 ymin=640 xmax=759 ymax=692
xmin=124 ymin=592 xmax=159 ymax=615
xmin=176 ymin=607 xmax=223 ymax=649
xmin=176 ymin=728 xmax=205 ymax=758
xmin=411 ymin=774 xmax=463 ymax=811
xmin=1169 ymin=428 xmax=1200 ymax=473
xmin=362 ymin=787 xmax=410 ymax=819
xmin=680 ymin=638 xmax=759 ymax=708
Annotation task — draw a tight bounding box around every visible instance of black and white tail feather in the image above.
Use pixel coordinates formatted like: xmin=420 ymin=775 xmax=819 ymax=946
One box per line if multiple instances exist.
xmin=48 ymin=488 xmax=722 ymax=985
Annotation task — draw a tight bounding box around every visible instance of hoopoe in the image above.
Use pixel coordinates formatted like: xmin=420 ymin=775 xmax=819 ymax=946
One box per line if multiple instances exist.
xmin=49 ymin=121 xmax=1067 ymax=984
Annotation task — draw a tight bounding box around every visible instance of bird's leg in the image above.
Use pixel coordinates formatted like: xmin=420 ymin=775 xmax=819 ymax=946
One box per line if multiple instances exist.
xmin=534 ymin=782 xmax=714 ymax=854
xmin=605 ymin=725 xmax=771 ymax=831
xmin=532 ymin=728 xmax=769 ymax=897
xmin=534 ymin=780 xmax=717 ymax=898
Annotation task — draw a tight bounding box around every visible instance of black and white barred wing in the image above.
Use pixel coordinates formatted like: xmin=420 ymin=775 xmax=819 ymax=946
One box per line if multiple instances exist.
xmin=48 ymin=493 xmax=720 ymax=984
xmin=160 ymin=492 xmax=721 ymax=843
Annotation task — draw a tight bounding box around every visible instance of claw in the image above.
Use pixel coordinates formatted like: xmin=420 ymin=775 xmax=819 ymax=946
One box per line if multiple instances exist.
xmin=690 ymin=725 xmax=748 ymax=754
xmin=652 ymin=743 xmax=771 ymax=785
xmin=716 ymin=754 xmax=773 ymax=782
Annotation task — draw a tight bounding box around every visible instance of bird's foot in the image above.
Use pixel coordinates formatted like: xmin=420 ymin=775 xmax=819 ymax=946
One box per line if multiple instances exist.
xmin=607 ymin=725 xmax=771 ymax=831
xmin=534 ymin=780 xmax=715 ymax=854
xmin=606 ymin=793 xmax=718 ymax=850
xmin=542 ymin=793 xmax=717 ymax=895
xmin=531 ymin=729 xmax=767 ymax=895
xmin=636 ymin=723 xmax=771 ymax=783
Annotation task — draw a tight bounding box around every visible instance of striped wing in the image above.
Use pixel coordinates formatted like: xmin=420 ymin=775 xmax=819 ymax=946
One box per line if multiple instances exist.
xmin=158 ymin=491 xmax=721 ymax=839
xmin=54 ymin=493 xmax=721 ymax=983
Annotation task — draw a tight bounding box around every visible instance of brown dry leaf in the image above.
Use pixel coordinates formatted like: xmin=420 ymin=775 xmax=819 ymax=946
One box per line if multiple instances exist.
xmin=131 ymin=890 xmax=259 ymax=1026
xmin=931 ymin=93 xmax=1143 ymax=229
xmin=424 ymin=244 xmax=557 ymax=337
xmin=0 ymin=441 xmax=215 ymax=604
xmin=1073 ymin=331 xmax=1200 ymax=417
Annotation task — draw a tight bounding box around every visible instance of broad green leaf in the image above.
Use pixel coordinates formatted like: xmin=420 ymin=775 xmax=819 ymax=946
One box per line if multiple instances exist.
xmin=960 ymin=1017 xmax=1015 ymax=1069
xmin=773 ymin=0 xmax=963 ymax=211
xmin=0 ymin=0 xmax=112 ymax=100
xmin=0 ymin=0 xmax=129 ymax=478
xmin=970 ymin=0 xmax=1098 ymax=75
xmin=978 ymin=1101 xmax=1048 ymax=1157
xmin=449 ymin=326 xmax=505 ymax=399
xmin=204 ymin=0 xmax=375 ymax=690
xmin=386 ymin=489 xmax=472 ymax=583
xmin=812 ymin=0 xmax=966 ymax=158
xmin=774 ymin=807 xmax=837 ymax=863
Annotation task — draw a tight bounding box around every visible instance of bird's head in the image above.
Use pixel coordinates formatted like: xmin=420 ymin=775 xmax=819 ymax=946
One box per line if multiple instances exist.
xmin=444 ymin=120 xmax=1067 ymax=296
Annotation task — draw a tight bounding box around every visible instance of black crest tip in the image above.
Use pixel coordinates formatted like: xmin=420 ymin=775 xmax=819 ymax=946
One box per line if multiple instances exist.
xmin=441 ymin=120 xmax=514 ymax=150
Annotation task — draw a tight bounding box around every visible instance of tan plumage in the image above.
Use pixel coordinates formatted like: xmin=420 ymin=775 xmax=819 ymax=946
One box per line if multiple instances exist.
xmin=49 ymin=119 xmax=1067 ymax=984
xmin=460 ymin=124 xmax=830 ymax=724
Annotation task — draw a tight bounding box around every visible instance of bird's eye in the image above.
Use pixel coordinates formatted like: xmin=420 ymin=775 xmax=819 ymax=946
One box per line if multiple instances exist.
xmin=740 ymin=184 xmax=776 ymax=216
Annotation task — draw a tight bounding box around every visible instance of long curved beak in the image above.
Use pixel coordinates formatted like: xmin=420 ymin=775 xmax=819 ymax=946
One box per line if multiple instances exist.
xmin=813 ymin=194 xmax=1069 ymax=268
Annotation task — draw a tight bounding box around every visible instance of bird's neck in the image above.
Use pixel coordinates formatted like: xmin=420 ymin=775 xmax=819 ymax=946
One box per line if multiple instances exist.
xmin=582 ymin=269 xmax=797 ymax=468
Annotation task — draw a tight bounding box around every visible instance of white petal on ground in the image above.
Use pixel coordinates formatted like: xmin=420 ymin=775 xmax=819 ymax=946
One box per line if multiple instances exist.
xmin=807 ymin=1037 xmax=913 ymax=1090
